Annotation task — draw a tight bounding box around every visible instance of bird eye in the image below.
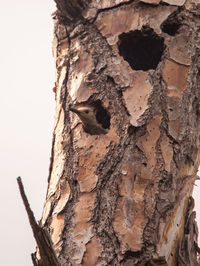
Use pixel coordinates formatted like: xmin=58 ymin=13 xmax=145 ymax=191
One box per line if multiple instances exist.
xmin=84 ymin=110 xmax=89 ymax=114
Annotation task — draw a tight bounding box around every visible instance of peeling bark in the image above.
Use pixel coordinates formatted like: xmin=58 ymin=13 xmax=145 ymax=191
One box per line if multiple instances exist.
xmin=40 ymin=0 xmax=200 ymax=265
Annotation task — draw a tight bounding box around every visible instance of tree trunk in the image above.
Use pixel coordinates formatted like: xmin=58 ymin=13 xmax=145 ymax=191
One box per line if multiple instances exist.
xmin=40 ymin=1 xmax=200 ymax=265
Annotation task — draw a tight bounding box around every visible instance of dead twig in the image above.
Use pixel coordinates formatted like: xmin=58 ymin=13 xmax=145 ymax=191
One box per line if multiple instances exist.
xmin=17 ymin=176 xmax=60 ymax=266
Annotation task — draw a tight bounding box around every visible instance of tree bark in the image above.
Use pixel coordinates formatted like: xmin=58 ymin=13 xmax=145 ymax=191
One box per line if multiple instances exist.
xmin=40 ymin=0 xmax=200 ymax=265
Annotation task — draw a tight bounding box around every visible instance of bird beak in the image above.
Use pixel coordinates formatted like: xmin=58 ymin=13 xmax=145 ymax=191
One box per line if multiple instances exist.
xmin=69 ymin=107 xmax=80 ymax=114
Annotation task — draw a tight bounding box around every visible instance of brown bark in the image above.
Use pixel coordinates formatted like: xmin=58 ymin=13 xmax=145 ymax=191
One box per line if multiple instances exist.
xmin=40 ymin=0 xmax=200 ymax=265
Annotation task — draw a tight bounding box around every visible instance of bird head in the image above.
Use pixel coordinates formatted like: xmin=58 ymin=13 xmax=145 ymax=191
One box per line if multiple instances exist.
xmin=69 ymin=106 xmax=97 ymax=125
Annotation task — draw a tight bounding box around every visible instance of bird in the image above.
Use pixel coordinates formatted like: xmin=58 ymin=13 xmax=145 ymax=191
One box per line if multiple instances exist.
xmin=69 ymin=105 xmax=109 ymax=135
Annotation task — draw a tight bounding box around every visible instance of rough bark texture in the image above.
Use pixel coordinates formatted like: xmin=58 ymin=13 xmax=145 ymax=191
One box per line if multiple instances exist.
xmin=41 ymin=0 xmax=200 ymax=265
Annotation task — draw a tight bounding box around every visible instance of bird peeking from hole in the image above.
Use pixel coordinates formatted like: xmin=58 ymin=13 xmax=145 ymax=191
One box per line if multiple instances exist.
xmin=69 ymin=104 xmax=110 ymax=135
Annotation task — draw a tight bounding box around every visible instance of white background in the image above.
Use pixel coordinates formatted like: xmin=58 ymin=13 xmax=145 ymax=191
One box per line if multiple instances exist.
xmin=0 ymin=1 xmax=200 ymax=266
xmin=0 ymin=1 xmax=56 ymax=265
